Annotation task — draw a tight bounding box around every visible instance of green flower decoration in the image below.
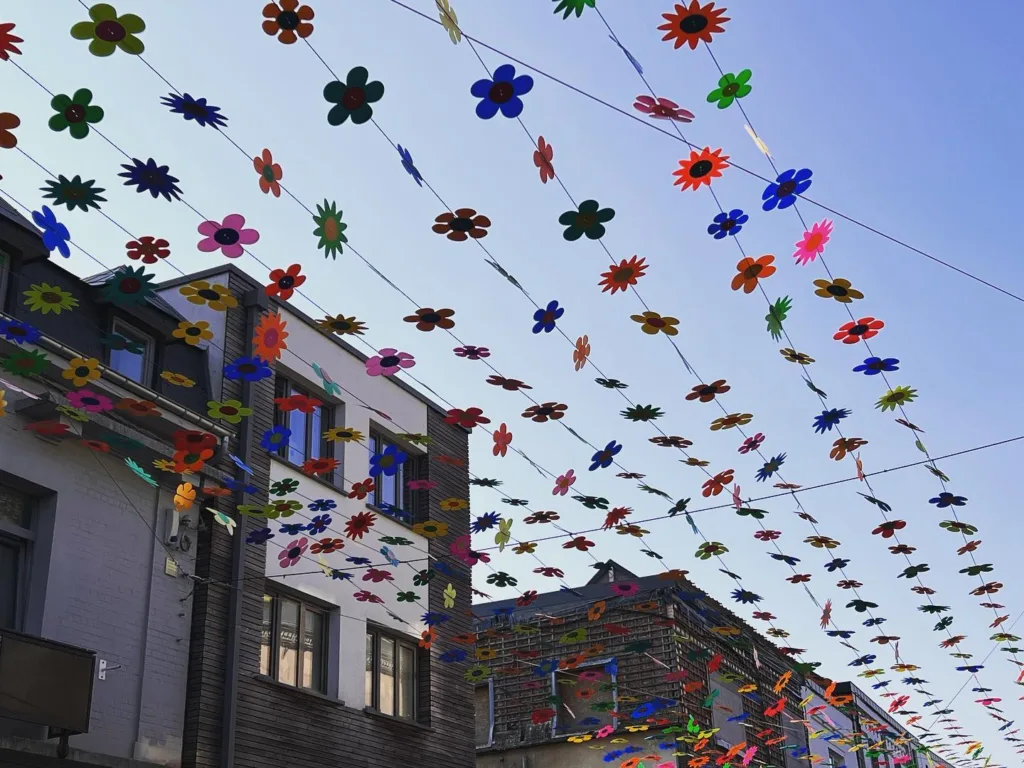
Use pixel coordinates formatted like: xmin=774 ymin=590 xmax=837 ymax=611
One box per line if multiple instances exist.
xmin=396 ymin=591 xmax=420 ymax=602
xmin=56 ymin=404 xmax=89 ymax=422
xmin=236 ymin=504 xmax=265 ymax=517
xmin=552 ymin=0 xmax=595 ymax=18
xmin=621 ymin=404 xmax=663 ymax=422
xmin=706 ymin=69 xmax=752 ymax=109
xmin=48 ymin=89 xmax=104 ymax=139
xmin=736 ymin=507 xmax=768 ymax=519
xmin=695 ymin=541 xmax=727 ymax=560
xmin=463 ymin=664 xmax=491 ymax=683
xmin=101 ymin=265 xmax=156 ymax=307
xmin=765 ymin=296 xmax=792 ymax=341
xmin=623 ymin=640 xmax=653 ymax=654
xmin=876 ymin=385 xmax=918 ymax=412
xmin=413 ymin=569 xmax=436 ymax=586
xmin=397 ymin=432 xmax=432 ymax=446
xmin=270 ymin=478 xmax=300 ymax=496
xmin=485 ymin=571 xmax=517 ymax=588
xmin=125 ymin=457 xmax=158 ymax=487
xmin=2 ymin=349 xmax=49 ymax=377
xmin=206 ymin=399 xmax=253 ymax=424
xmin=104 ymin=432 xmax=143 ymax=452
xmin=512 ymin=624 xmax=539 ymax=635
xmin=559 ymin=628 xmax=586 ymax=644
xmin=312 ymin=199 xmax=348 ymax=259
xmin=918 ymin=604 xmax=950 ymax=614
xmin=939 ymin=520 xmax=977 ymax=535
xmin=42 ymin=175 xmax=106 ymax=213
xmin=267 ymin=499 xmax=303 ymax=518
xmin=470 ymin=477 xmax=501 ymax=487
xmin=959 ymin=564 xmax=993 ymax=576
xmin=379 ymin=535 xmax=414 ymax=546
xmin=992 ymin=633 xmax=1020 ymax=643
xmin=638 ymin=484 xmax=670 ymax=498
xmin=70 ymin=4 xmax=145 ymax=57
xmin=573 ymin=495 xmax=608 ymax=510
xmin=899 ymin=563 xmax=930 ymax=579
xmin=323 ymin=66 xmax=384 ymax=126
xmin=590 ymin=700 xmax=615 ymax=712
xmin=558 ymin=199 xmax=615 ymax=241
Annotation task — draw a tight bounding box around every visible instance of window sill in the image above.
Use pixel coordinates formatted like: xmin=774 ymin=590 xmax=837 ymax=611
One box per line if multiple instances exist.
xmin=362 ymin=706 xmax=433 ymax=731
xmin=253 ymin=674 xmax=344 ymax=706
xmin=269 ymin=454 xmax=344 ymax=494
xmin=365 ymin=502 xmax=419 ymax=530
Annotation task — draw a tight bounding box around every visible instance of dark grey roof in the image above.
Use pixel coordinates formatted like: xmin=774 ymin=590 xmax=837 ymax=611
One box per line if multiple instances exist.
xmin=0 ymin=195 xmax=39 ymax=236
xmin=84 ymin=269 xmax=186 ymax=321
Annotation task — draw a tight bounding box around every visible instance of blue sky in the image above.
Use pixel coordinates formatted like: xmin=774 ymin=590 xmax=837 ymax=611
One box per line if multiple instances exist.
xmin=3 ymin=1 xmax=1024 ymax=762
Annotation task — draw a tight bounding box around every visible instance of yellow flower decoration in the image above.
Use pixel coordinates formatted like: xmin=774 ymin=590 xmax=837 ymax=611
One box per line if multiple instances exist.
xmin=436 ymin=0 xmax=462 ymax=44
xmin=617 ymin=696 xmax=639 ymax=704
xmin=439 ymin=497 xmax=468 ymax=512
xmin=412 ymin=520 xmax=449 ymax=538
xmin=626 ymin=725 xmax=649 ymax=733
xmin=62 ymin=356 xmax=101 ymax=387
xmin=475 ymin=647 xmax=497 ymax=661
xmin=152 ymin=458 xmax=176 ymax=472
xmin=161 ymin=370 xmax=195 ymax=388
xmin=737 ymin=683 xmax=757 ymax=693
xmin=172 ymin=320 xmax=214 ymax=346
xmin=567 ymin=735 xmax=592 ymax=744
xmin=174 ymin=482 xmax=196 ymax=510
xmin=513 ymin=541 xmax=536 ymax=554
xmin=630 ymin=310 xmax=679 ymax=336
xmin=24 ymin=283 xmax=79 ymax=315
xmin=179 ymin=280 xmax=236 ymax=311
xmin=710 ymin=626 xmax=740 ymax=636
xmin=710 ymin=413 xmax=753 ymax=431
xmin=56 ymin=404 xmax=89 ymax=422
xmin=207 ymin=399 xmax=253 ymax=424
xmin=323 ymin=426 xmax=364 ymax=443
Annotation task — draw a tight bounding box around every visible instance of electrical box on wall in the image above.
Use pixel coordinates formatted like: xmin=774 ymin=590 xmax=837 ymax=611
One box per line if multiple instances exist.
xmin=163 ymin=508 xmax=181 ymax=545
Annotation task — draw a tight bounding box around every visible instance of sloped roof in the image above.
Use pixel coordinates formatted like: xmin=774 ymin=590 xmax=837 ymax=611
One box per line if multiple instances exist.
xmin=84 ymin=269 xmax=187 ymax=321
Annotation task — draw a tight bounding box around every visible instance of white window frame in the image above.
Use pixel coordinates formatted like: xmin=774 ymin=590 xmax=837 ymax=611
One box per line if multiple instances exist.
xmin=109 ymin=317 xmax=155 ymax=386
xmin=550 ymin=657 xmax=617 ymax=736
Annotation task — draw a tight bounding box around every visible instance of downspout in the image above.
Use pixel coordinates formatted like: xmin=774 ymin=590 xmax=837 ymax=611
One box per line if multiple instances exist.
xmin=220 ymin=287 xmax=267 ymax=767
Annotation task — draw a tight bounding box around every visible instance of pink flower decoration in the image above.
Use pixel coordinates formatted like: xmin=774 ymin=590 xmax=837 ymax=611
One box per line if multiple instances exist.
xmin=754 ymin=530 xmax=781 ymax=541
xmin=197 ymin=214 xmax=261 ymax=259
xmin=595 ymin=725 xmax=615 ymax=739
xmin=354 ymin=590 xmax=384 ymax=603
xmin=577 ymin=670 xmax=603 ymax=681
xmin=67 ymin=389 xmax=114 ymax=413
xmin=362 ymin=567 xmax=393 ymax=583
xmin=609 ymin=582 xmax=639 ymax=597
xmin=552 ymin=468 xmax=576 ymax=496
xmin=278 ymin=537 xmax=308 ymax=568
xmin=633 ymin=94 xmax=694 ymax=123
xmin=453 ymin=345 xmax=490 ymax=360
xmin=407 ymin=479 xmax=437 ymax=490
xmin=738 ymin=433 xmax=765 ymax=454
xmin=450 ymin=534 xmax=489 ymax=566
xmin=793 ymin=218 xmax=833 ymax=266
xmin=365 ymin=348 xmax=415 ymax=377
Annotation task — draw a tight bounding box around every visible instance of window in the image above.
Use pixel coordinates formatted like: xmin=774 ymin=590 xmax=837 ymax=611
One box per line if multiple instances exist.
xmin=108 ymin=319 xmax=153 ymax=385
xmin=552 ymin=661 xmax=616 ymax=734
xmin=367 ymin=431 xmax=423 ymax=524
xmin=274 ymin=378 xmax=336 ymax=478
xmin=365 ymin=627 xmax=417 ymax=720
xmin=829 ymin=749 xmax=846 ymax=768
xmin=259 ymin=591 xmax=328 ymax=694
xmin=475 ymin=681 xmax=494 ymax=748
xmin=709 ymin=673 xmax=745 ymax=747
xmin=0 ymin=483 xmax=32 ymax=631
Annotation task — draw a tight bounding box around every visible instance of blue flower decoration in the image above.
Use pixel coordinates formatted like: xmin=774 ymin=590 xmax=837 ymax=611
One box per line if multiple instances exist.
xmin=31 ymin=206 xmax=72 ymax=257
xmin=470 ymin=63 xmax=534 ymax=120
xmin=308 ymin=499 xmax=336 ymax=514
xmin=421 ymin=611 xmax=450 ymax=626
xmin=731 ymin=588 xmax=762 ymax=604
xmin=849 ymin=654 xmax=876 ymax=667
xmin=631 ymin=703 xmax=655 ymax=718
xmin=609 ymin=34 xmax=642 ymax=74
xmin=245 ymin=527 xmax=274 ymax=545
xmin=369 ymin=444 xmax=407 ymax=477
xmin=706 ymin=208 xmax=748 ymax=239
xmin=0 ymin=319 xmax=42 ymax=345
xmin=224 ymin=356 xmax=272 ymax=382
xmin=439 ymin=648 xmax=467 ymax=663
xmin=871 ymin=680 xmax=890 ymax=689
xmin=604 ymin=658 xmax=618 ymax=676
xmin=755 ymin=453 xmax=786 ymax=482
xmin=433 ymin=560 xmax=457 ymax=578
xmin=119 ymin=157 xmax=182 ymax=202
xmin=308 ymin=513 xmax=333 ymax=533
xmin=770 ymin=553 xmax=800 ymax=566
xmin=222 ymin=477 xmax=257 ymax=494
xmin=532 ymin=300 xmax=564 ymax=334
xmin=160 ymin=93 xmax=228 ymax=129
xmin=853 ymin=357 xmax=899 ymax=375
xmin=826 ymin=630 xmax=854 ymax=639
xmin=471 ymin=511 xmax=501 ymax=533
xmin=813 ymin=408 xmax=850 ymax=434
xmin=279 ymin=523 xmax=307 ymax=535
xmin=331 ymin=569 xmax=353 ymax=581
xmin=346 ymin=556 xmax=371 ymax=566
xmin=535 ymin=658 xmax=559 ymax=676
xmin=863 ymin=617 xmax=886 ymax=627
xmin=230 ymin=454 xmax=254 ymax=474
xmin=589 ymin=440 xmax=622 ymax=471
xmin=397 ymin=144 xmax=422 ymax=186
xmin=492 ymin=606 xmax=515 ymax=617
xmin=260 ymin=425 xmax=291 ymax=452
xmin=761 ymin=168 xmax=812 ymax=211
xmin=824 ymin=558 xmax=849 ymax=572
xmin=603 ymin=751 xmax=624 ymax=763
xmin=930 ymin=492 xmax=966 ymax=508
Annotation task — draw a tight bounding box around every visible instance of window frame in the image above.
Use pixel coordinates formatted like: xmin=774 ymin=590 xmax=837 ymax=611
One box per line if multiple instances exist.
xmin=0 ymin=483 xmax=34 ymax=633
xmin=550 ymin=657 xmax=617 ymax=736
xmin=259 ymin=588 xmax=329 ymax=695
xmin=364 ymin=624 xmax=419 ymax=721
xmin=107 ymin=317 xmax=155 ymax=387
xmin=708 ymin=671 xmax=746 ymax=748
xmin=273 ymin=376 xmax=339 ymax=485
xmin=475 ymin=679 xmax=495 ymax=748
xmin=829 ymin=748 xmax=846 ymax=768
xmin=367 ymin=429 xmax=425 ymax=525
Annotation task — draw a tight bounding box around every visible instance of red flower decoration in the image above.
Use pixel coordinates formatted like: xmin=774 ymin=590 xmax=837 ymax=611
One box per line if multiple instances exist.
xmin=833 ymin=317 xmax=884 ymax=345
xmin=752 ymin=611 xmax=775 ymax=621
xmin=598 ymin=255 xmax=647 ymax=295
xmin=872 ymin=520 xmax=905 ymax=538
xmin=534 ymin=136 xmax=555 ymax=183
xmin=633 ymin=95 xmax=694 ymax=122
xmin=353 ymin=590 xmax=383 ymax=604
xmin=24 ymin=420 xmax=69 ymax=437
xmin=362 ymin=567 xmax=393 ymax=583
xmin=0 ymin=22 xmax=23 ymax=61
xmin=266 ymin=264 xmax=306 ymax=300
xmin=673 ymin=147 xmax=729 ymax=191
xmin=347 ymin=478 xmax=375 ymax=500
xmin=310 ymin=537 xmax=345 ymax=554
xmin=533 ymin=567 xmax=564 ymax=578
xmin=486 ymin=375 xmax=532 ymax=391
xmin=658 ymin=1 xmax=730 ymax=50
xmin=787 ymin=574 xmax=811 ymax=584
xmin=516 ymin=590 xmax=538 ymax=607
xmin=492 ymin=423 xmax=512 ymax=457
xmin=602 ymin=507 xmax=631 ymax=530
xmin=345 ymin=511 xmax=377 ymax=540
xmin=126 ymin=236 xmax=170 ymax=264
xmin=701 ymin=469 xmax=734 ymax=497
xmin=445 ymin=407 xmax=490 ymax=429
xmin=274 ymin=393 xmax=322 ymax=413
xmin=754 ymin=530 xmax=780 ymax=541
xmin=302 ymin=457 xmax=339 ymax=477
xmin=562 ymin=536 xmax=595 ymax=552
xmin=173 ymin=429 xmax=217 ymax=452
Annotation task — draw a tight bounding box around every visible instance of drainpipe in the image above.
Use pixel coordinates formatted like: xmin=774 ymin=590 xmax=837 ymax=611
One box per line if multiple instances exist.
xmin=220 ymin=287 xmax=267 ymax=767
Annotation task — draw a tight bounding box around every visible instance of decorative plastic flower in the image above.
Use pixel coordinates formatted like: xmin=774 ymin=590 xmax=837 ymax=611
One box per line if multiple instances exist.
xmin=41 ymin=175 xmax=106 ymax=213
xmin=404 ymin=308 xmax=455 ymax=332
xmin=278 ymin=537 xmax=308 ymax=567
xmin=124 ymin=236 xmax=170 ymax=265
xmin=756 ymin=453 xmax=786 ymax=482
xmin=833 ymin=317 xmax=884 ymax=345
xmin=707 ymin=208 xmax=747 ymax=239
xmin=197 ymin=214 xmax=260 ymax=258
xmin=71 ymin=4 xmax=145 ymax=56
xmin=252 ymin=148 xmax=283 ymax=196
xmin=552 ymin=469 xmax=576 ymax=496
xmin=492 ymin=423 xmax=512 ymax=457
xmin=324 ymin=66 xmax=384 ymax=125
xmin=101 ymin=266 xmax=156 ymax=306
xmin=30 ymin=207 xmax=71 ymax=258
xmin=559 ymin=199 xmax=615 ymax=241
xmin=161 ymin=371 xmax=196 ymax=388
xmin=762 ymin=168 xmax=812 ymax=211
xmin=432 ymin=208 xmax=491 ymax=241
xmin=265 ymin=264 xmax=305 ymax=301
xmin=658 ymin=1 xmax=729 ymax=49
xmin=633 ymin=95 xmax=693 ymax=122
xmin=444 ymin=407 xmax=489 ymax=429
xmin=365 ymin=348 xmax=415 ymax=376
xmin=534 ymin=136 xmax=555 ymax=183
xmin=589 ymin=440 xmax=622 ymax=471
xmin=553 ymin=0 xmax=595 ymax=18
xmin=673 ymin=147 xmax=729 ymax=191
xmin=853 ymin=357 xmax=899 ymax=375
xmin=621 ymin=404 xmax=663 ymax=422
xmin=630 ymin=311 xmax=679 ymax=336
xmin=310 ymin=199 xmax=348 ymax=258
xmin=207 ymin=399 xmax=253 ymax=424
xmin=813 ymin=277 xmax=863 ymax=303
xmin=453 ymin=345 xmax=489 ymax=360
xmin=695 ymin=541 xmax=729 ymax=560
xmin=572 ymin=335 xmax=590 ymax=371
xmin=532 ymin=300 xmax=564 ymax=334
xmin=224 ymin=356 xmax=272 ymax=382
xmin=60 ymin=356 xmax=100 ymax=388
xmin=23 ymin=283 xmax=78 ymax=315
xmin=436 ymin=0 xmax=462 ymax=43
xmin=780 ymin=348 xmax=814 ymax=365
xmin=471 ymin=63 xmax=534 ymax=119
xmin=48 ymin=89 xmax=104 ymax=139
xmin=262 ymin=1 xmax=315 ymax=43
xmin=707 ymin=69 xmax=752 ymax=109
xmin=0 ymin=111 xmax=19 ymax=149
xmin=253 ymin=312 xmax=288 ymax=361
xmin=813 ymin=408 xmax=851 ymax=434
xmin=599 ymin=255 xmax=646 ymax=294
xmin=68 ymin=389 xmax=113 ymax=413
xmin=161 ymin=93 xmax=227 ymax=129
xmin=521 ymin=402 xmax=567 ymax=423
xmin=0 ymin=22 xmax=23 ymax=60
xmin=395 ymin=143 xmax=423 ymax=186
xmin=730 ymin=254 xmax=775 ymax=293
xmin=119 ymin=158 xmax=182 ymax=201
xmin=369 ymin=444 xmax=407 ymax=477
xmin=930 ymin=492 xmax=967 ymax=508
xmin=876 ymin=385 xmax=917 ymax=412
xmin=793 ymin=219 xmax=833 ymax=265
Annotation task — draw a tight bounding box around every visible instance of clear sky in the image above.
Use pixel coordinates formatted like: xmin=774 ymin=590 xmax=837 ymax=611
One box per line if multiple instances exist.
xmin=3 ymin=1 xmax=1024 ymax=763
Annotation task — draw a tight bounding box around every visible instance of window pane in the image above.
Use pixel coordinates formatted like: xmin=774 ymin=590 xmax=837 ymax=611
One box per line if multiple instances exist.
xmin=287 ymin=409 xmax=307 ymax=465
xmin=0 ymin=539 xmax=19 ymax=630
xmin=309 ymin=408 xmax=322 ymax=460
xmin=379 ymin=636 xmax=395 ymax=715
xmin=260 ymin=595 xmax=273 ymax=676
xmin=277 ymin=599 xmax=299 ymax=686
xmin=365 ymin=633 xmax=375 ymax=707
xmin=302 ymin=609 xmax=324 ymax=692
xmin=709 ymin=674 xmax=745 ymax=746
xmin=0 ymin=485 xmax=30 ymax=529
xmin=398 ymin=644 xmax=414 ymax=718
xmin=381 ymin=469 xmax=397 ymax=509
xmin=109 ymin=346 xmax=145 ymax=384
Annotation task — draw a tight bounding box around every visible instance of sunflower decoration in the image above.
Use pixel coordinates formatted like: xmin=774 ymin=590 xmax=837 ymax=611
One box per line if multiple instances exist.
xmin=161 ymin=370 xmax=196 ymax=388
xmin=61 ymin=356 xmax=101 ymax=387
xmin=813 ymin=278 xmax=864 ymax=304
xmin=48 ymin=89 xmax=104 ymax=139
xmin=312 ymin=200 xmax=348 ymax=258
xmin=780 ymin=348 xmax=814 ymax=365
xmin=314 ymin=313 xmax=366 ymax=336
xmin=70 ymin=4 xmax=146 ymax=56
xmin=876 ymin=386 xmax=918 ymax=412
xmin=261 ymin=1 xmax=315 ymax=44
xmin=23 ymin=283 xmax=78 ymax=315
xmin=673 ymin=147 xmax=729 ymax=191
xmin=253 ymin=312 xmax=288 ymax=361
xmin=598 ymin=255 xmax=647 ymax=295
xmin=630 ymin=311 xmax=679 ymax=336
xmin=436 ymin=0 xmax=462 ymax=43
xmin=41 ymin=175 xmax=106 ymax=213
xmin=658 ymin=1 xmax=730 ymax=50
xmin=172 ymin=320 xmax=214 ymax=347
xmin=3 ymin=349 xmax=50 ymax=377
xmin=101 ymin=266 xmax=156 ymax=307
xmin=323 ymin=426 xmax=364 ymax=443
xmin=179 ymin=280 xmax=236 ymax=311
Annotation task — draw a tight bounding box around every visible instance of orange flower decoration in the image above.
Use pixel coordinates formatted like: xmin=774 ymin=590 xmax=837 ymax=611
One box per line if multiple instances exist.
xmin=673 ymin=147 xmax=729 ymax=191
xmin=701 ymin=469 xmax=734 ymax=497
xmin=492 ymin=422 xmax=512 ymax=457
xmin=730 ymin=254 xmax=776 ymax=293
xmin=418 ymin=627 xmax=437 ymax=649
xmin=262 ymin=1 xmax=314 ymax=44
xmin=302 ymin=457 xmax=339 ymax=477
xmin=403 ymin=307 xmax=455 ymax=332
xmin=658 ymin=1 xmax=730 ymax=50
xmin=266 ymin=264 xmax=305 ymax=300
xmin=253 ymin=312 xmax=288 ymax=361
xmin=587 ymin=600 xmax=606 ymax=621
xmin=572 ymin=335 xmax=590 ymax=371
xmin=534 ymin=136 xmax=554 ymax=183
xmin=598 ymin=255 xmax=647 ymax=294
xmin=253 ymin=148 xmax=283 ymax=197
xmin=0 ymin=112 xmax=20 ymax=149
xmin=173 ymin=447 xmax=214 ymax=473
xmin=117 ymin=398 xmax=160 ymax=416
